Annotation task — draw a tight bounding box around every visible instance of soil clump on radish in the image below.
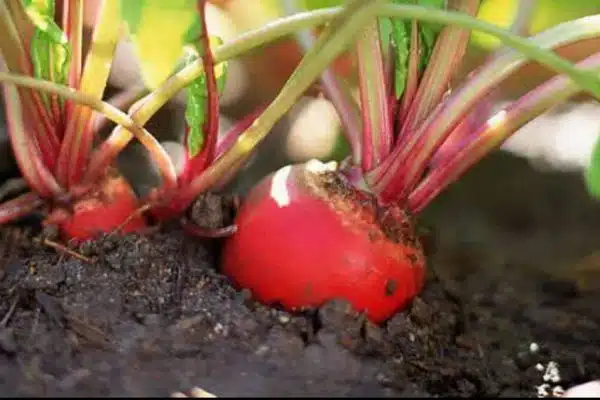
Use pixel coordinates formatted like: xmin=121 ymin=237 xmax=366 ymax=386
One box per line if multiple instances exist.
xmin=0 ymin=152 xmax=599 ymax=396
xmin=317 ymin=170 xmax=421 ymax=248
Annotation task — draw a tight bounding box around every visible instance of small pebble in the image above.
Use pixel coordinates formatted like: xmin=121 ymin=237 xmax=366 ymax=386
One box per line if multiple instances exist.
xmin=543 ymin=361 xmax=561 ymax=384
xmin=536 ymin=363 xmax=545 ymax=372
xmin=277 ymin=313 xmax=290 ymax=324
xmin=530 ymin=342 xmax=540 ymax=353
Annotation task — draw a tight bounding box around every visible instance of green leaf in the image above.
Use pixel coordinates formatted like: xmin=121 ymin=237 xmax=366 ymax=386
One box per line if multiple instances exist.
xmin=416 ymin=0 xmax=444 ymax=71
xmin=382 ymin=0 xmax=445 ymax=99
xmin=22 ymin=0 xmax=70 ymax=105
xmin=297 ymin=0 xmax=343 ymax=9
xmin=119 ymin=0 xmax=199 ymax=89
xmin=180 ymin=38 xmax=228 ymax=158
xmin=585 ymin=134 xmax=600 ymax=200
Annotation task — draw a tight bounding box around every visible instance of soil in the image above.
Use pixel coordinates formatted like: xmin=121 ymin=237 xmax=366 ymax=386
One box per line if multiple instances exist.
xmin=0 ymin=152 xmax=600 ymax=397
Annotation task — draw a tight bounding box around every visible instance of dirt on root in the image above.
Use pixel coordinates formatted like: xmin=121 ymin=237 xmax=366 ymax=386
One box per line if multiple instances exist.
xmin=0 ymin=152 xmax=600 ymax=397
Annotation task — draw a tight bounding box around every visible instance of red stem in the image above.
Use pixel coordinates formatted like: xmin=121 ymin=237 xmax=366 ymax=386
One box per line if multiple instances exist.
xmin=395 ymin=21 xmax=420 ymax=133
xmin=0 ymin=192 xmax=45 ymax=225
xmin=356 ymin=19 xmax=393 ymax=173
xmin=2 ymin=83 xmax=63 ymax=198
xmin=181 ymin=0 xmax=220 ymax=184
xmin=397 ymin=0 xmax=479 ymax=138
xmin=374 ymin=0 xmax=480 ymax=203
xmin=15 ymin=63 xmax=60 ymax=170
xmin=428 ymin=93 xmax=497 ymax=167
xmin=407 ymin=52 xmax=600 ymax=213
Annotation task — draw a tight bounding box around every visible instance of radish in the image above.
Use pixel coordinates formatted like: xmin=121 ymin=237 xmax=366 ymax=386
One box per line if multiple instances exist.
xmin=46 ymin=175 xmax=147 ymax=242
xmin=222 ymin=160 xmax=425 ymax=323
xmin=222 ymin=1 xmax=600 ymax=323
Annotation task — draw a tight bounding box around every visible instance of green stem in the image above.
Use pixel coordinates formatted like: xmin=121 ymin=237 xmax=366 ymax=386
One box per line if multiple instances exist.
xmin=174 ymin=0 xmax=386 ymax=211
xmin=281 ymin=0 xmax=362 ymax=164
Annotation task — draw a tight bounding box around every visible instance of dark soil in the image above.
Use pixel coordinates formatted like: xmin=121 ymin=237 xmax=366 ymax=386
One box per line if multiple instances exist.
xmin=0 ymin=152 xmax=600 ymax=397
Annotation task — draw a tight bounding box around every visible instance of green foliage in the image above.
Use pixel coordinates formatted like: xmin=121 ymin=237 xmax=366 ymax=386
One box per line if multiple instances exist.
xmin=119 ymin=0 xmax=229 ymax=157
xmin=119 ymin=0 xmax=198 ymax=89
xmin=585 ymin=134 xmax=600 ymax=200
xmin=22 ymin=0 xmax=70 ymax=106
xmin=379 ymin=0 xmax=445 ymax=99
xmin=177 ymin=38 xmax=228 ymax=158
xmin=297 ymin=0 xmax=342 ymax=9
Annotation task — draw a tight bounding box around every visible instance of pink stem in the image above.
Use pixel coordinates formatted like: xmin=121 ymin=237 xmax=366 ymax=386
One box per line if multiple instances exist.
xmin=408 ymin=52 xmax=600 ymax=213
xmin=0 ymin=192 xmax=45 ymax=225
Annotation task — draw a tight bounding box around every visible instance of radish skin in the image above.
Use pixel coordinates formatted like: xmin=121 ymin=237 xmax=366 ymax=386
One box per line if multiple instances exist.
xmin=222 ymin=160 xmax=426 ymax=323
xmin=47 ymin=175 xmax=147 ymax=242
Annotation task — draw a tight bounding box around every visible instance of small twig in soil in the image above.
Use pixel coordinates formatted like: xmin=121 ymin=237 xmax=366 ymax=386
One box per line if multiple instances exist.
xmin=27 ymin=306 xmax=41 ymax=342
xmin=0 ymin=295 xmax=19 ymax=327
xmin=63 ymin=314 xmax=114 ymax=350
xmin=37 ymin=237 xmax=93 ymax=263
xmin=111 ymin=202 xmax=153 ymax=236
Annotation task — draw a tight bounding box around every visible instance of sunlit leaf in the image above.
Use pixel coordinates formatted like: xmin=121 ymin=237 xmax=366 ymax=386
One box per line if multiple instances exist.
xmin=22 ymin=0 xmax=70 ymax=106
xmin=178 ymin=38 xmax=228 ymax=158
xmin=297 ymin=0 xmax=342 ymax=9
xmin=584 ymin=133 xmax=600 ymax=200
xmin=472 ymin=0 xmax=600 ymax=51
xmin=119 ymin=0 xmax=198 ymax=89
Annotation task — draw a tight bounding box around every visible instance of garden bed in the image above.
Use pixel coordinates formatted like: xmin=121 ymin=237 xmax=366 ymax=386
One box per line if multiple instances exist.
xmin=0 ymin=151 xmax=599 ymax=397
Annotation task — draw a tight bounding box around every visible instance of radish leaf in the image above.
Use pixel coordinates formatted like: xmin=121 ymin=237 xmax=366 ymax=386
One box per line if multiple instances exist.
xmin=22 ymin=0 xmax=70 ymax=105
xmin=297 ymin=0 xmax=342 ymax=9
xmin=381 ymin=0 xmax=445 ymax=99
xmin=585 ymin=134 xmax=600 ymax=200
xmin=119 ymin=0 xmax=198 ymax=89
xmin=179 ymin=38 xmax=228 ymax=158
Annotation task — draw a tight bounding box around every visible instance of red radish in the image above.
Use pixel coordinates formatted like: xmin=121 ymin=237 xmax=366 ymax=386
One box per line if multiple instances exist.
xmin=222 ymin=0 xmax=588 ymax=323
xmin=222 ymin=160 xmax=425 ymax=323
xmin=46 ymin=175 xmax=147 ymax=242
